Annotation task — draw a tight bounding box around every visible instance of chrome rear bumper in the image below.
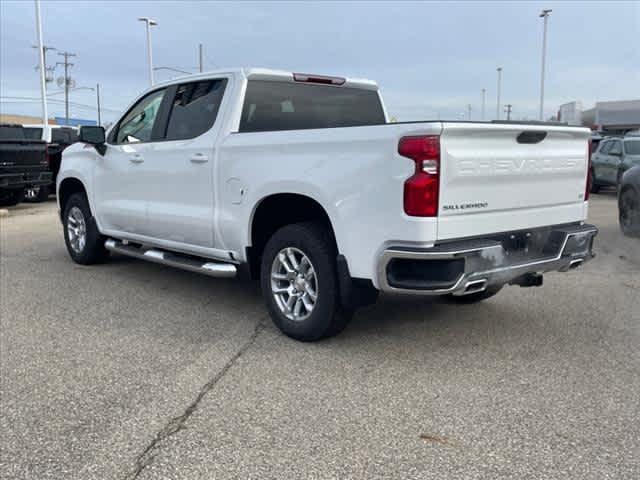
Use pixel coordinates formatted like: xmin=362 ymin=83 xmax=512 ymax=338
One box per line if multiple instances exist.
xmin=377 ymin=223 xmax=597 ymax=296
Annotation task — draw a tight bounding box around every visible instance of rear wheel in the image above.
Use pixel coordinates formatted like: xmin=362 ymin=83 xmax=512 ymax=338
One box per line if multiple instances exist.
xmin=62 ymin=192 xmax=109 ymax=264
xmin=260 ymin=222 xmax=352 ymax=341
xmin=619 ymin=188 xmax=640 ymax=237
xmin=445 ymin=285 xmax=503 ymax=304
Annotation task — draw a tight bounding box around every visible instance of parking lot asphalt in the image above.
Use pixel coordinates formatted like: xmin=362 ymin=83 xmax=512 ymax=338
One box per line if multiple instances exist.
xmin=1 ymin=192 xmax=638 ymax=480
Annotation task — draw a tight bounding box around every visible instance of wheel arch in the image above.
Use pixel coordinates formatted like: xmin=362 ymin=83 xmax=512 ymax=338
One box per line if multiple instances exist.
xmin=58 ymin=177 xmax=89 ymax=220
xmin=246 ymin=192 xmax=339 ymax=279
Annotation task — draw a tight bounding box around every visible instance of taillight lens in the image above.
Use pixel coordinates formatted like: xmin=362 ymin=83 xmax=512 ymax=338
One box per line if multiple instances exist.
xmin=398 ymin=135 xmax=440 ymax=216
xmin=585 ymin=139 xmax=592 ymax=201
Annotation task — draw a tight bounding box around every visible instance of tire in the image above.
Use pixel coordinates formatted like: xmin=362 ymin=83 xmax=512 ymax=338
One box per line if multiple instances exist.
xmin=62 ymin=192 xmax=109 ymax=264
xmin=619 ymin=188 xmax=640 ymax=237
xmin=445 ymin=285 xmax=503 ymax=304
xmin=260 ymin=222 xmax=352 ymax=341
xmin=0 ymin=188 xmax=25 ymax=207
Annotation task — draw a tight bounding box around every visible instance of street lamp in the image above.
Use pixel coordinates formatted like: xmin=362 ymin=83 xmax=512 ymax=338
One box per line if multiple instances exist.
xmin=138 ymin=17 xmax=157 ymax=86
xmin=496 ymin=67 xmax=502 ymax=120
xmin=481 ymin=88 xmax=486 ymax=121
xmin=538 ymin=9 xmax=552 ymax=120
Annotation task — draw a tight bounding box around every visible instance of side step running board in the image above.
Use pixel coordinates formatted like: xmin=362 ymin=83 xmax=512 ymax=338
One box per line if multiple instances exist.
xmin=104 ymin=239 xmax=237 ymax=278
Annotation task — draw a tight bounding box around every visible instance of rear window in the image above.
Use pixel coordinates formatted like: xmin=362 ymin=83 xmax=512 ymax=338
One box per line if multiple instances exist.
xmin=625 ymin=140 xmax=640 ymax=155
xmin=23 ymin=127 xmax=43 ymax=140
xmin=239 ymin=80 xmax=386 ymax=133
xmin=0 ymin=126 xmax=26 ymax=140
xmin=52 ymin=128 xmax=78 ymax=145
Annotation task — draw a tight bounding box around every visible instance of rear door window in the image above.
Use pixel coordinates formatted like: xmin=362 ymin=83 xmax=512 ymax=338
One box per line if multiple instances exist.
xmin=239 ymin=80 xmax=386 ymax=133
xmin=164 ymin=79 xmax=227 ymax=141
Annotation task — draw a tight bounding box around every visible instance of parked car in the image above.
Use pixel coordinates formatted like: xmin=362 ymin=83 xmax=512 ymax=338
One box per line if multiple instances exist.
xmin=57 ymin=68 xmax=597 ymax=341
xmin=0 ymin=124 xmax=52 ymax=206
xmin=590 ymin=136 xmax=640 ymax=192
xmin=619 ymin=165 xmax=640 ymax=236
xmin=22 ymin=124 xmax=79 ymax=201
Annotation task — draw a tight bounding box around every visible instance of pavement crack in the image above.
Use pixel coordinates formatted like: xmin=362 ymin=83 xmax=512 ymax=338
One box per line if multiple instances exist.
xmin=127 ymin=321 xmax=266 ymax=480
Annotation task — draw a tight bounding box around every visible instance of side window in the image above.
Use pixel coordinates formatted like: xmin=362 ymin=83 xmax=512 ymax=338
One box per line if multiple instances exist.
xmin=164 ymin=79 xmax=227 ymax=141
xmin=609 ymin=140 xmax=622 ymax=156
xmin=114 ymin=89 xmax=166 ymax=144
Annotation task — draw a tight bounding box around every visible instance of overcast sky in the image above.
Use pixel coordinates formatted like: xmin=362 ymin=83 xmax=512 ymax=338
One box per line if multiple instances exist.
xmin=1 ymin=0 xmax=638 ymax=123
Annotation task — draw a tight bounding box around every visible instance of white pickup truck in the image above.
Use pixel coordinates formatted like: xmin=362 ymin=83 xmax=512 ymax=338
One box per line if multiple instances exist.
xmin=57 ymin=68 xmax=597 ymax=341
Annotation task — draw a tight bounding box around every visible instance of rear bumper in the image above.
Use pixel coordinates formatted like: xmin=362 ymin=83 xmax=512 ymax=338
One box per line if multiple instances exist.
xmin=0 ymin=171 xmax=52 ymax=189
xmin=377 ymin=223 xmax=597 ymax=295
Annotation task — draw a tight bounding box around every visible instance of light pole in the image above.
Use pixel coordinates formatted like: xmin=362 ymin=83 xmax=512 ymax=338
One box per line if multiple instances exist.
xmin=34 ymin=0 xmax=48 ymax=129
xmin=138 ymin=17 xmax=157 ymax=86
xmin=496 ymin=67 xmax=502 ymax=120
xmin=481 ymin=88 xmax=486 ymax=121
xmin=467 ymin=104 xmax=472 ymax=121
xmin=199 ymin=43 xmax=203 ymax=73
xmin=538 ymin=9 xmax=552 ymax=120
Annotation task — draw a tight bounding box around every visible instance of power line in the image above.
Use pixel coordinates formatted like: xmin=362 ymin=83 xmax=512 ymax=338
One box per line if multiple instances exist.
xmin=1 ymin=95 xmax=121 ymax=113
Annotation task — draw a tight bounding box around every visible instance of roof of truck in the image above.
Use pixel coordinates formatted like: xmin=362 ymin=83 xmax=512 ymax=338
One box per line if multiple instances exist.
xmin=152 ymin=67 xmax=379 ymax=91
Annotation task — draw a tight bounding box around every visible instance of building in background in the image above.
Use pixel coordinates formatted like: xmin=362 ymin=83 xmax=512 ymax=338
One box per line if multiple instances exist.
xmin=54 ymin=116 xmax=96 ymax=127
xmin=0 ymin=114 xmax=56 ymax=125
xmin=558 ymin=100 xmax=640 ymax=135
xmin=581 ymin=100 xmax=640 ymax=135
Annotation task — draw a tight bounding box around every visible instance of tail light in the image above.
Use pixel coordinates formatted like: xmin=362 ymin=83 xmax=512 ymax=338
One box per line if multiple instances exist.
xmin=42 ymin=149 xmax=50 ymax=167
xmin=398 ymin=135 xmax=440 ymax=216
xmin=585 ymin=139 xmax=592 ymax=201
xmin=293 ymin=73 xmax=346 ymax=85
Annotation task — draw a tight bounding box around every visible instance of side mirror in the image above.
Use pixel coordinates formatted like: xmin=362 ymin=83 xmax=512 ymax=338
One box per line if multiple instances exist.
xmin=79 ymin=126 xmax=106 ymax=155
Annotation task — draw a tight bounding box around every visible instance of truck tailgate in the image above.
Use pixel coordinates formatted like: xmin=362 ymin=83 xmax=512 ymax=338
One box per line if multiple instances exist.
xmin=437 ymin=122 xmax=590 ymax=240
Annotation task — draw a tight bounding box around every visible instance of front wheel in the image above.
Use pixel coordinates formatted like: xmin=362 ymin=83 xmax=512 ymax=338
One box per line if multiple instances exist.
xmin=62 ymin=193 xmax=109 ymax=264
xmin=619 ymin=188 xmax=640 ymax=237
xmin=260 ymin=222 xmax=352 ymax=341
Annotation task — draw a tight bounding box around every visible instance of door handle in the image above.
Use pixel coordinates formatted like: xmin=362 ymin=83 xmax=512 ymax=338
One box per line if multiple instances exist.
xmin=129 ymin=154 xmax=144 ymax=164
xmin=190 ymin=153 xmax=208 ymax=163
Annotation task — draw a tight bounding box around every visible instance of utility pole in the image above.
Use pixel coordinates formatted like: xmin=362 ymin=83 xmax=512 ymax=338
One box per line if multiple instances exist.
xmin=138 ymin=17 xmax=157 ymax=86
xmin=538 ymin=9 xmax=552 ymax=120
xmin=481 ymin=88 xmax=486 ymax=121
xmin=199 ymin=43 xmax=203 ymax=73
xmin=96 ymin=83 xmax=102 ymax=126
xmin=467 ymin=104 xmax=472 ymax=121
xmin=57 ymin=51 xmax=76 ymax=125
xmin=496 ymin=67 xmax=502 ymax=120
xmin=32 ymin=44 xmax=56 ymax=88
xmin=504 ymin=104 xmax=513 ymax=121
xmin=34 ymin=0 xmax=48 ymax=129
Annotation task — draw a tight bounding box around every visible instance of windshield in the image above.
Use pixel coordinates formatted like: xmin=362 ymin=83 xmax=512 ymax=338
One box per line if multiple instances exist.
xmin=625 ymin=140 xmax=640 ymax=155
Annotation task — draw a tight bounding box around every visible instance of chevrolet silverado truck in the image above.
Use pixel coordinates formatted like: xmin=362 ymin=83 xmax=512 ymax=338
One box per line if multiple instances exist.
xmin=0 ymin=124 xmax=52 ymax=206
xmin=57 ymin=68 xmax=598 ymax=341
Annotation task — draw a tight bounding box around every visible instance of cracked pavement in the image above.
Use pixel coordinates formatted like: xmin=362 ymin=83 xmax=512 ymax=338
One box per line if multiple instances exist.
xmin=1 ymin=193 xmax=639 ymax=479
